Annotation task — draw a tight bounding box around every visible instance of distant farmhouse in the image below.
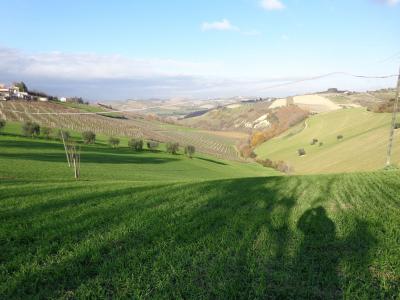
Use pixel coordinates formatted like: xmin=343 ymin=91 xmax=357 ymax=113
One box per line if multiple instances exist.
xmin=0 ymin=82 xmax=53 ymax=102
xmin=0 ymin=82 xmax=86 ymax=104
xmin=0 ymin=83 xmax=37 ymax=101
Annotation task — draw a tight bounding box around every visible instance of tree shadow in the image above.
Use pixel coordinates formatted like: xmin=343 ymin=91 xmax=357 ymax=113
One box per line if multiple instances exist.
xmin=195 ymin=157 xmax=227 ymax=165
xmin=0 ymin=152 xmax=179 ymax=164
xmin=0 ymin=140 xmax=182 ymax=164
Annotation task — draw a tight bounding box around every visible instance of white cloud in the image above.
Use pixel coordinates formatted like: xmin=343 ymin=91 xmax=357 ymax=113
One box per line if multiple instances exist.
xmin=386 ymin=0 xmax=400 ymax=5
xmin=0 ymin=47 xmax=215 ymax=80
xmin=376 ymin=0 xmax=400 ymax=5
xmin=260 ymin=0 xmax=286 ymax=10
xmin=201 ymin=19 xmax=239 ymax=31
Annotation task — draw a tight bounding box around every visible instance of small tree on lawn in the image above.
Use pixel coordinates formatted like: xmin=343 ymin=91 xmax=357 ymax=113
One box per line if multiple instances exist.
xmin=129 ymin=138 xmax=143 ymax=151
xmin=82 ymin=131 xmax=96 ymax=144
xmin=298 ymin=148 xmax=306 ymax=156
xmin=337 ymin=135 xmax=344 ymax=141
xmin=57 ymin=129 xmax=70 ymax=141
xmin=184 ymin=145 xmax=195 ymax=158
xmin=166 ymin=142 xmax=179 ymax=154
xmin=395 ymin=122 xmax=400 ymax=130
xmin=109 ymin=137 xmax=120 ymax=148
xmin=0 ymin=119 xmax=6 ymax=133
xmin=147 ymin=140 xmax=159 ymax=150
xmin=42 ymin=127 xmax=52 ymax=139
xmin=22 ymin=121 xmax=40 ymax=137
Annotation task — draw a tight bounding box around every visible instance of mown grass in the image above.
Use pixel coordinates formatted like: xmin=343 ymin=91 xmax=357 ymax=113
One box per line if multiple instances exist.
xmin=255 ymin=108 xmax=400 ymax=174
xmin=1 ymin=173 xmax=399 ymax=298
xmin=0 ymin=125 xmax=273 ymax=182
xmin=0 ymin=124 xmax=399 ymax=299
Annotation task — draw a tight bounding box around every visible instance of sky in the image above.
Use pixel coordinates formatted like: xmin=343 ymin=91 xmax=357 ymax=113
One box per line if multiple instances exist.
xmin=0 ymin=0 xmax=399 ymax=100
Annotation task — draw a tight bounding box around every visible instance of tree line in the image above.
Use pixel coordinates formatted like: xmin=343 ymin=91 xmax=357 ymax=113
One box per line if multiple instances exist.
xmin=0 ymin=120 xmax=195 ymax=158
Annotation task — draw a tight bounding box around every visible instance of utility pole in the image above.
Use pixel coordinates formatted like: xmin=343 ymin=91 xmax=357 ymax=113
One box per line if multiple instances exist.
xmin=386 ymin=65 xmax=400 ymax=167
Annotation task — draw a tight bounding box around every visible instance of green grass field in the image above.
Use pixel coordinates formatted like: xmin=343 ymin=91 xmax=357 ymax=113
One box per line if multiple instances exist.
xmin=0 ymin=123 xmax=273 ymax=182
xmin=1 ymin=122 xmax=399 ymax=298
xmin=255 ymin=108 xmax=400 ymax=174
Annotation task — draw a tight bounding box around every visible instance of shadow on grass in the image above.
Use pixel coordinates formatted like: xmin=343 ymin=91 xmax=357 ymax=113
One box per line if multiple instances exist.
xmin=195 ymin=157 xmax=227 ymax=165
xmin=0 ymin=140 xmax=179 ymax=164
xmin=0 ymin=176 xmax=393 ymax=298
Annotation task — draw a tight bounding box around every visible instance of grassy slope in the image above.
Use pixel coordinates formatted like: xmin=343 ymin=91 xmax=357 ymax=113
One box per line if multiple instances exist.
xmin=255 ymin=108 xmax=400 ymax=174
xmin=1 ymin=124 xmax=399 ymax=298
xmin=0 ymin=123 xmax=273 ymax=182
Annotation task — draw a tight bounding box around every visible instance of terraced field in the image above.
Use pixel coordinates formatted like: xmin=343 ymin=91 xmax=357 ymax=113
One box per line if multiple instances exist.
xmin=0 ymin=101 xmax=241 ymax=160
xmin=255 ymin=108 xmax=400 ymax=174
xmin=0 ymin=129 xmax=399 ymax=298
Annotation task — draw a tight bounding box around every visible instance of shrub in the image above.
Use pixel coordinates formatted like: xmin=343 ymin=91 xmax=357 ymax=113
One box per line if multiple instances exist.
xmin=166 ymin=142 xmax=179 ymax=154
xmin=256 ymin=158 xmax=292 ymax=174
xmin=0 ymin=119 xmax=5 ymax=132
xmin=22 ymin=121 xmax=40 ymax=137
xmin=274 ymin=160 xmax=292 ymax=174
xmin=82 ymin=131 xmax=96 ymax=144
xmin=57 ymin=130 xmax=70 ymax=141
xmin=310 ymin=138 xmax=318 ymax=145
xmin=256 ymin=158 xmax=274 ymax=168
xmin=147 ymin=140 xmax=159 ymax=150
xmin=298 ymin=148 xmax=306 ymax=156
xmin=319 ymin=142 xmax=324 ymax=147
xmin=41 ymin=127 xmax=52 ymax=139
xmin=109 ymin=137 xmax=120 ymax=148
xmin=239 ymin=144 xmax=257 ymax=159
xmin=129 ymin=138 xmax=143 ymax=151
xmin=395 ymin=122 xmax=400 ymax=130
xmin=337 ymin=135 xmax=344 ymax=140
xmin=184 ymin=145 xmax=196 ymax=158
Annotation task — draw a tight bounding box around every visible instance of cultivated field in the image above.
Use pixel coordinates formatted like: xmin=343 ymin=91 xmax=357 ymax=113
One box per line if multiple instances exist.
xmin=0 ymin=101 xmax=241 ymax=161
xmin=269 ymin=95 xmax=341 ymax=113
xmin=255 ymin=108 xmax=400 ymax=174
xmin=0 ymin=127 xmax=399 ymax=298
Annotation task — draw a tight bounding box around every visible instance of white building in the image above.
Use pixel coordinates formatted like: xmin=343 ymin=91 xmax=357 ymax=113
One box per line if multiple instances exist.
xmin=59 ymin=97 xmax=67 ymax=102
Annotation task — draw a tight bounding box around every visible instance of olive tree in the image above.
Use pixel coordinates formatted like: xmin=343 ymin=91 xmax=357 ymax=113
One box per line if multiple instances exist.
xmin=147 ymin=140 xmax=159 ymax=150
xmin=82 ymin=131 xmax=96 ymax=144
xmin=109 ymin=137 xmax=120 ymax=148
xmin=129 ymin=138 xmax=143 ymax=151
xmin=41 ymin=127 xmax=52 ymax=139
xmin=0 ymin=119 xmax=6 ymax=133
xmin=166 ymin=142 xmax=179 ymax=154
xmin=22 ymin=121 xmax=40 ymax=137
xmin=184 ymin=145 xmax=195 ymax=158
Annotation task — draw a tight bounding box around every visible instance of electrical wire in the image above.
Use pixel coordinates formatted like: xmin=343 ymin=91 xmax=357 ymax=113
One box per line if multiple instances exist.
xmin=1 ymin=71 xmax=398 ymax=115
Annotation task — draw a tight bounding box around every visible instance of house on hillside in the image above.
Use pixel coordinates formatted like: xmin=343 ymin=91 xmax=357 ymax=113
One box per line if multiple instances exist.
xmin=0 ymin=85 xmax=10 ymax=100
xmin=38 ymin=97 xmax=48 ymax=102
xmin=9 ymin=86 xmax=32 ymax=100
xmin=59 ymin=97 xmax=67 ymax=102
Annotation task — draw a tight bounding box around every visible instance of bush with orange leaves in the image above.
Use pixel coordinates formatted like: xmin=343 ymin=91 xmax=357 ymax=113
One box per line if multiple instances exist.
xmin=251 ymin=105 xmax=309 ymax=147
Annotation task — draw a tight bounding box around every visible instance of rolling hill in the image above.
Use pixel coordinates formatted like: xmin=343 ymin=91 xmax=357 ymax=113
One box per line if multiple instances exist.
xmin=0 ymin=124 xmax=399 ymax=298
xmin=0 ymin=100 xmax=241 ymax=161
xmin=255 ymin=108 xmax=400 ymax=174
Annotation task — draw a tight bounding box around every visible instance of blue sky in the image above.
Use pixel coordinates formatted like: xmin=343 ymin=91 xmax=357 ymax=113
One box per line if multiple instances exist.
xmin=0 ymin=0 xmax=399 ymax=100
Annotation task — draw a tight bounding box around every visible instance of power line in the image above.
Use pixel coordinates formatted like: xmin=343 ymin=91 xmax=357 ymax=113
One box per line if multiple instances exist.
xmin=0 ymin=71 xmax=398 ymax=116
xmin=262 ymin=72 xmax=398 ymax=90
xmin=376 ymin=50 xmax=400 ymax=64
